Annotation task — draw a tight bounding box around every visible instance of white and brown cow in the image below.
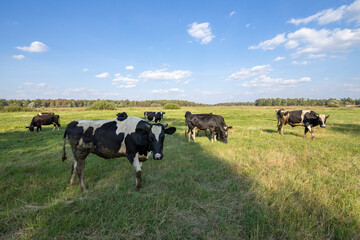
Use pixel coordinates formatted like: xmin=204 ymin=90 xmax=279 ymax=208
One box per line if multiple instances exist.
xmin=62 ymin=112 xmax=176 ymax=192
xmin=276 ymin=109 xmax=329 ymax=140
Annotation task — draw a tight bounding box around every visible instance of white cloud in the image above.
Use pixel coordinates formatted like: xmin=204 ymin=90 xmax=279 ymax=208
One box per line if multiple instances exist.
xmin=229 ymin=11 xmax=236 ymax=17
xmin=24 ymin=82 xmax=33 ymax=86
xmin=308 ymin=53 xmax=327 ymax=59
xmin=288 ymin=0 xmax=360 ymax=25
xmin=227 ymin=65 xmax=272 ymax=80
xmin=288 ymin=27 xmax=360 ymax=56
xmin=246 ymin=24 xmax=251 ymax=28
xmin=38 ymin=83 xmax=47 ymax=87
xmin=347 ymin=0 xmax=360 ymax=25
xmin=249 ymin=33 xmax=286 ymax=50
xmin=250 ymin=27 xmax=360 ymax=57
xmin=274 ymin=56 xmax=285 ymax=61
xmin=152 ymin=88 xmax=184 ymax=94
xmin=13 ymin=54 xmax=25 ymax=60
xmin=16 ymin=41 xmax=49 ymax=53
xmin=139 ymin=69 xmax=192 ymax=81
xmin=112 ymin=73 xmax=139 ymax=88
xmin=95 ymin=72 xmax=109 ymax=78
xmin=291 ymin=61 xmax=310 ymax=65
xmin=187 ymin=22 xmax=215 ymax=44
xmin=125 ymin=65 xmax=134 ymax=70
xmin=241 ymin=75 xmax=311 ymax=88
xmin=352 ymin=77 xmax=360 ymax=81
xmin=82 ymin=68 xmax=89 ymax=72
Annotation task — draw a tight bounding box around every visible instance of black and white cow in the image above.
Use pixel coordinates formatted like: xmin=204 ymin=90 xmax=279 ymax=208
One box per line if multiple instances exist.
xmin=27 ymin=113 xmax=60 ymax=132
xmin=144 ymin=111 xmax=165 ymax=123
xmin=276 ymin=109 xmax=329 ymax=140
xmin=62 ymin=112 xmax=176 ymax=192
xmin=185 ymin=112 xmax=232 ymax=143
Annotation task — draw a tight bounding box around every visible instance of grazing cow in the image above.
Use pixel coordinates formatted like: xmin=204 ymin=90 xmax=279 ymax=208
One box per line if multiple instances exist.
xmin=185 ymin=112 xmax=232 ymax=143
xmin=276 ymin=109 xmax=329 ymax=140
xmin=62 ymin=112 xmax=176 ymax=192
xmin=27 ymin=114 xmax=60 ymax=132
xmin=144 ymin=111 xmax=165 ymax=123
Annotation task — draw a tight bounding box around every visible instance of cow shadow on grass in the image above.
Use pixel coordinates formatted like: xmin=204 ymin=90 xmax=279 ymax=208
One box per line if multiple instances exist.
xmin=330 ymin=123 xmax=360 ymax=135
xmin=262 ymin=128 xmax=305 ymax=138
xmin=1 ymin=124 xmax=359 ymax=239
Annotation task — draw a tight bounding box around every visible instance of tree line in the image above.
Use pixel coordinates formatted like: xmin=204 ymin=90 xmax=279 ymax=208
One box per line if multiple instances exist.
xmin=254 ymin=98 xmax=360 ymax=107
xmin=0 ymin=99 xmax=205 ymax=108
xmin=1 ymin=97 xmax=359 ymax=109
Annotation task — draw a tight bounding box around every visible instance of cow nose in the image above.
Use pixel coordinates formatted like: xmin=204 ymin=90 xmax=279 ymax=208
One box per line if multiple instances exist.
xmin=154 ymin=153 xmax=162 ymax=160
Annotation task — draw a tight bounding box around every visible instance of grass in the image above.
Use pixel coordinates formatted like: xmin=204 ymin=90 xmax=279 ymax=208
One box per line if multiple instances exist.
xmin=0 ymin=106 xmax=359 ymax=239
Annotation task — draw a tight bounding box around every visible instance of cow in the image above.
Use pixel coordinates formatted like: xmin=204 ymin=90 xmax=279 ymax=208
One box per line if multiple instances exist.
xmin=26 ymin=114 xmax=60 ymax=132
xmin=144 ymin=111 xmax=165 ymax=123
xmin=276 ymin=109 xmax=329 ymax=140
xmin=185 ymin=112 xmax=232 ymax=143
xmin=61 ymin=112 xmax=176 ymax=192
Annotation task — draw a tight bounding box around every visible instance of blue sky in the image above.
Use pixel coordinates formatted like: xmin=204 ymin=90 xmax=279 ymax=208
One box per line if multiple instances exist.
xmin=1 ymin=0 xmax=359 ymax=104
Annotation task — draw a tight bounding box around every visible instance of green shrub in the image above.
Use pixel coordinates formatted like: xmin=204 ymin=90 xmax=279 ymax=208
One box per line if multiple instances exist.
xmin=151 ymin=103 xmax=162 ymax=107
xmin=2 ymin=106 xmax=32 ymax=112
xmin=163 ymin=103 xmax=181 ymax=109
xmin=327 ymin=101 xmax=340 ymax=107
xmin=88 ymin=100 xmax=116 ymax=110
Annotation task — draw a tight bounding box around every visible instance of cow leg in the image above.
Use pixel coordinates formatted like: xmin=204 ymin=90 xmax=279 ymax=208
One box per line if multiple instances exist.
xmin=69 ymin=147 xmax=89 ymax=192
xmin=278 ymin=123 xmax=285 ymax=135
xmin=130 ymin=153 xmax=142 ymax=191
xmin=70 ymin=162 xmax=77 ymax=186
xmin=76 ymin=159 xmax=87 ymax=192
xmin=187 ymin=129 xmax=192 ymax=142
xmin=211 ymin=131 xmax=215 ymax=143
xmin=52 ymin=122 xmax=56 ymax=131
xmin=304 ymin=127 xmax=309 ymax=138
xmin=304 ymin=123 xmax=315 ymax=140
xmin=191 ymin=129 xmax=196 ymax=142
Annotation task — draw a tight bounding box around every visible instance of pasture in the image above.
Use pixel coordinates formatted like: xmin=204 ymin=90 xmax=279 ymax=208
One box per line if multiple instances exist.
xmin=0 ymin=106 xmax=359 ymax=239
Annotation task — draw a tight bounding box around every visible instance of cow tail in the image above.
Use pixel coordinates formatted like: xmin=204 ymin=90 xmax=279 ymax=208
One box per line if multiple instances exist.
xmin=62 ymin=127 xmax=67 ymax=162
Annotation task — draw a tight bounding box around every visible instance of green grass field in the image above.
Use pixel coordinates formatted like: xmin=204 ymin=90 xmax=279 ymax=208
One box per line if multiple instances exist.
xmin=0 ymin=106 xmax=359 ymax=239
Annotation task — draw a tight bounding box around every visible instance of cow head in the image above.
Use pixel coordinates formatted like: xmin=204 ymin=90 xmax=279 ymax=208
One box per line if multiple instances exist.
xmin=220 ymin=125 xmax=233 ymax=143
xmin=26 ymin=125 xmax=35 ymax=132
xmin=316 ymin=114 xmax=330 ymax=128
xmin=135 ymin=123 xmax=176 ymax=160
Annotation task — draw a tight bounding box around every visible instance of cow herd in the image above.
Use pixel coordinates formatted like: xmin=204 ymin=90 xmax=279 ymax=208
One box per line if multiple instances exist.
xmin=25 ymin=109 xmax=329 ymax=191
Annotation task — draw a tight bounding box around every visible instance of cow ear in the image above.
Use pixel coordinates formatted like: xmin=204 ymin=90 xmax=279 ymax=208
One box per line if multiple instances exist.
xmin=326 ymin=114 xmax=330 ymax=118
xmin=135 ymin=124 xmax=150 ymax=136
xmin=117 ymin=112 xmax=128 ymax=121
xmin=164 ymin=127 xmax=176 ymax=135
xmin=25 ymin=126 xmax=29 ymax=128
xmin=162 ymin=112 xmax=165 ymax=114
xmin=228 ymin=126 xmax=233 ymax=129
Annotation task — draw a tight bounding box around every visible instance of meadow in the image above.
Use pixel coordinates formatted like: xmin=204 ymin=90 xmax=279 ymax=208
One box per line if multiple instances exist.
xmin=0 ymin=106 xmax=359 ymax=239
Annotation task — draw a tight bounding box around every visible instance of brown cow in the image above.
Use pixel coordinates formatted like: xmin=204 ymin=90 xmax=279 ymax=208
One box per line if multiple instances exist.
xmin=27 ymin=114 xmax=60 ymax=132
